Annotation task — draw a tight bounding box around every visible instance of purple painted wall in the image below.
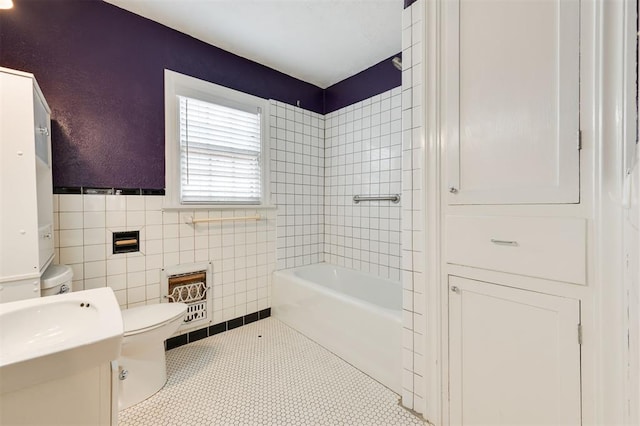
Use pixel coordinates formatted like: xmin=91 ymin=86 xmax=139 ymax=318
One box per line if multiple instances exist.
xmin=0 ymin=0 xmax=323 ymax=189
xmin=324 ymin=54 xmax=401 ymax=114
xmin=404 ymin=0 xmax=419 ymax=8
xmin=0 ymin=0 xmax=400 ymax=189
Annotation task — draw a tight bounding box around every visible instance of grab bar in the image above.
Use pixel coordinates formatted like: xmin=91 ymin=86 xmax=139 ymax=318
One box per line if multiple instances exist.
xmin=185 ymin=215 xmax=261 ymax=225
xmin=353 ymin=194 xmax=401 ymax=204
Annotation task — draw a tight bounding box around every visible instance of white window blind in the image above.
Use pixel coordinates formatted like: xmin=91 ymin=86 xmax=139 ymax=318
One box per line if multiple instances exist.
xmin=179 ymin=96 xmax=262 ymax=204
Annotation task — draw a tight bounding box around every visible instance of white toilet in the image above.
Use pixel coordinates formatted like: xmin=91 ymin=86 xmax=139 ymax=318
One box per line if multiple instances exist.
xmin=118 ymin=302 xmax=188 ymax=410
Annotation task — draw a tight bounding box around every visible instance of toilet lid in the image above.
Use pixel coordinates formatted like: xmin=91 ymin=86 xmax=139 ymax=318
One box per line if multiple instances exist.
xmin=122 ymin=303 xmax=187 ymax=334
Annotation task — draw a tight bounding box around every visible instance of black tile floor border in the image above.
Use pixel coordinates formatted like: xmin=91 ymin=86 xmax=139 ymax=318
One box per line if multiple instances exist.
xmin=244 ymin=312 xmax=259 ymax=324
xmin=165 ymin=333 xmax=188 ymax=350
xmin=187 ymin=328 xmax=208 ymax=343
xmin=165 ymin=308 xmax=271 ymax=351
xmin=258 ymin=308 xmax=271 ymax=319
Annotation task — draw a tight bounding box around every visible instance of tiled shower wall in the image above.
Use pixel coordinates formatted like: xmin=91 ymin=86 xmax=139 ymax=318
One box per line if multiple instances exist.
xmin=324 ymin=88 xmax=403 ymax=281
xmin=269 ymin=101 xmax=325 ymax=270
xmin=400 ymin=0 xmax=427 ymax=414
xmin=53 ymin=194 xmax=276 ymax=327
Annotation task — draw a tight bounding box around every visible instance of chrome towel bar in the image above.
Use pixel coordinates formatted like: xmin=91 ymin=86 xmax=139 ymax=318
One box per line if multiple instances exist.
xmin=353 ymin=194 xmax=401 ymax=204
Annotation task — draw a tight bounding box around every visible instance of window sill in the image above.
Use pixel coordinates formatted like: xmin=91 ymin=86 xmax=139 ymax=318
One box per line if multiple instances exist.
xmin=162 ymin=204 xmax=278 ymax=211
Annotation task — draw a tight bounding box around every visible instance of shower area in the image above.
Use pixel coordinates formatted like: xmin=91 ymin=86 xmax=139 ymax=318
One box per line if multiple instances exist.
xmin=271 ymin=86 xmax=404 ymax=394
xmin=270 ymin=0 xmax=426 ymax=412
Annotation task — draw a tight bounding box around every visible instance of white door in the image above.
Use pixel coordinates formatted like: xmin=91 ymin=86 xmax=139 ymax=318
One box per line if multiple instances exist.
xmin=445 ymin=0 xmax=581 ymax=205
xmin=449 ymin=276 xmax=581 ymax=425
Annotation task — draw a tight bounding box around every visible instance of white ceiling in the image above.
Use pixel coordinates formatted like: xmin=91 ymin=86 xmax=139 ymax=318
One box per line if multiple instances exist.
xmin=104 ymin=0 xmax=403 ymax=89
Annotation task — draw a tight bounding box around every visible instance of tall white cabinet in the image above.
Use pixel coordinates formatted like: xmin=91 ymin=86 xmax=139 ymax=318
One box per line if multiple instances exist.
xmin=0 ymin=67 xmax=54 ymax=302
xmin=442 ymin=0 xmax=587 ymax=424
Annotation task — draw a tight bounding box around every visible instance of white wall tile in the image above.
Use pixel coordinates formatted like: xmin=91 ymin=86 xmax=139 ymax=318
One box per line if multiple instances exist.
xmin=83 ymin=194 xmax=105 ymax=212
xmin=59 ymin=194 xmax=83 ymax=212
xmin=323 ymin=88 xmax=402 ymax=280
xmin=270 ymin=100 xmax=325 ymax=270
xmin=84 ymin=228 xmax=106 ymax=245
xmin=144 ymin=196 xmax=163 ymax=211
xmin=59 ymin=229 xmax=83 ymax=247
xmin=84 ymin=260 xmax=106 ymax=279
xmin=84 ymin=244 xmax=106 ymax=262
xmin=59 ymin=212 xmax=83 ymax=230
xmin=126 ymin=211 xmax=145 ymax=227
xmin=400 ymin=0 xmax=425 ymax=413
xmin=59 ymin=246 xmax=84 ymax=264
xmin=106 ymin=211 xmax=126 ymax=227
xmin=127 ymin=286 xmax=146 ymax=304
xmin=126 ymin=195 xmax=145 ymax=211
xmin=84 ymin=211 xmax=105 ymax=229
xmin=84 ymin=277 xmax=106 ymax=289
xmin=106 ymin=195 xmax=126 ymax=211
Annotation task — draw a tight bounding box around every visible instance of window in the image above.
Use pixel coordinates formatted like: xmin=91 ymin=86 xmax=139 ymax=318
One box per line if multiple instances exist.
xmin=165 ymin=70 xmax=269 ymax=208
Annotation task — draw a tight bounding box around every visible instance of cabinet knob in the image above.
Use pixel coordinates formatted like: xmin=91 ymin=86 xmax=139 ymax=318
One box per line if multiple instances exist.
xmin=37 ymin=127 xmax=49 ymax=136
xmin=450 ymin=286 xmax=460 ymax=294
xmin=449 ymin=187 xmax=458 ymax=194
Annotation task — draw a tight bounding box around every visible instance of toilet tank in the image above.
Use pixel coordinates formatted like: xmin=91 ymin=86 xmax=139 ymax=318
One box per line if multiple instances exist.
xmin=41 ymin=264 xmax=73 ymax=296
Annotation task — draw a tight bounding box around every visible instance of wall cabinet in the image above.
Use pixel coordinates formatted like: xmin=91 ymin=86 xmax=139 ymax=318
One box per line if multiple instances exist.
xmin=0 ymin=67 xmax=54 ymax=302
xmin=448 ymin=276 xmax=582 ymax=425
xmin=445 ymin=0 xmax=581 ymax=205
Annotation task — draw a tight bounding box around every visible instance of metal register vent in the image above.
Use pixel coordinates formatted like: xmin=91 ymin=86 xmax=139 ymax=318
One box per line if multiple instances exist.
xmin=163 ymin=262 xmax=212 ymax=328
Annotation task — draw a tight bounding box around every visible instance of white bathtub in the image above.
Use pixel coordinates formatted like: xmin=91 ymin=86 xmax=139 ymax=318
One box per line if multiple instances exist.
xmin=272 ymin=263 xmax=402 ymax=394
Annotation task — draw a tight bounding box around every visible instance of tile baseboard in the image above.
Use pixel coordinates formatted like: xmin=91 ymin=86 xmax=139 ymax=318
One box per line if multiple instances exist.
xmin=165 ymin=308 xmax=271 ymax=350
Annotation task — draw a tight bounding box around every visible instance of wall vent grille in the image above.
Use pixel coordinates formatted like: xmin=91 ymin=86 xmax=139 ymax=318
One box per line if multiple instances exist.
xmin=163 ymin=262 xmax=213 ymax=332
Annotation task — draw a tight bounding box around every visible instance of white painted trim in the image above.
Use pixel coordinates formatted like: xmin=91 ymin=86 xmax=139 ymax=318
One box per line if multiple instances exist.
xmin=422 ymin=0 xmax=443 ymax=423
xmin=622 ymin=0 xmax=639 ymax=423
xmin=163 ymin=69 xmax=271 ymax=210
xmin=622 ymin=0 xmax=638 ymax=175
xmin=590 ymin=1 xmax=628 ymax=422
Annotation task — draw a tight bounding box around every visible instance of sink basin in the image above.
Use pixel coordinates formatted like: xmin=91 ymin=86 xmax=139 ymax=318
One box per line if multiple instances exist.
xmin=0 ymin=288 xmax=123 ymax=394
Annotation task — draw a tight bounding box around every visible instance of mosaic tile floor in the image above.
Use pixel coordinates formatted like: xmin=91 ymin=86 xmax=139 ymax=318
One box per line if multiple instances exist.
xmin=119 ymin=317 xmax=425 ymax=426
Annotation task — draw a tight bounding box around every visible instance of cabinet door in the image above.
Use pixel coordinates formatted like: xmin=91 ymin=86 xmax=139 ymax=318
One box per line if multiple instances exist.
xmin=449 ymin=276 xmax=581 ymax=425
xmin=445 ymin=0 xmax=580 ymax=205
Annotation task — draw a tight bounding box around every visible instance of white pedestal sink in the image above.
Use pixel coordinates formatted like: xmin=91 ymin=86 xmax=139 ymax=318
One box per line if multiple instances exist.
xmin=0 ymin=288 xmax=123 ymax=425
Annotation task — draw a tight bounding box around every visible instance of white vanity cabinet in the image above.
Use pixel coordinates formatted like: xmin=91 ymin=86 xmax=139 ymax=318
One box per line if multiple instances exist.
xmin=1 ymin=362 xmax=118 ymax=426
xmin=0 ymin=67 xmax=54 ymax=302
xmin=445 ymin=0 xmax=581 ymax=206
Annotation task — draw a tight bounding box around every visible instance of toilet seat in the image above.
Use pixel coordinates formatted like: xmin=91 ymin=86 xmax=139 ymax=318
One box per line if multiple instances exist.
xmin=122 ymin=303 xmax=187 ymax=336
